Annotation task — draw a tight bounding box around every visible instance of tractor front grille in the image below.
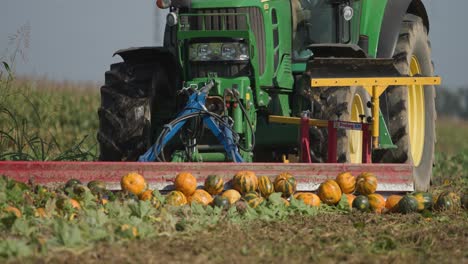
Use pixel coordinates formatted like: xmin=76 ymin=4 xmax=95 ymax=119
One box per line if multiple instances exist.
xmin=187 ymin=7 xmax=265 ymax=78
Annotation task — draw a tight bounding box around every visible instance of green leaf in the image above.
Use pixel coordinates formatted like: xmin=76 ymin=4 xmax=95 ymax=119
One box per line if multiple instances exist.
xmin=336 ymin=194 xmax=351 ymax=212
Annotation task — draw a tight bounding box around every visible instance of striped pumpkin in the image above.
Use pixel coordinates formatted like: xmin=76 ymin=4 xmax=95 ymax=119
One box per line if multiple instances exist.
xmin=233 ymin=171 xmax=258 ymax=195
xmin=247 ymin=197 xmax=265 ymax=208
xmin=204 ymin=175 xmax=224 ymax=195
xmin=368 ymin=193 xmax=386 ymax=213
xmin=274 ymin=172 xmax=297 ymax=198
xmin=165 ymin=191 xmax=187 ymax=206
xmin=356 ymin=172 xmax=378 ymax=195
xmin=188 ymin=189 xmax=213 ymax=206
xmin=221 ymin=189 xmax=242 ymax=204
xmin=258 ymin=176 xmax=274 ymax=198
xmin=317 ymin=180 xmax=342 ymax=205
xmin=243 ymin=191 xmax=261 ymax=203
xmin=385 ymin=195 xmax=402 ymax=212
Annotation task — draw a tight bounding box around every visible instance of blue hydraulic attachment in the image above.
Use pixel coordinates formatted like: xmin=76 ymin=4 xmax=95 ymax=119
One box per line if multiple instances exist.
xmin=138 ymin=80 xmax=244 ymax=163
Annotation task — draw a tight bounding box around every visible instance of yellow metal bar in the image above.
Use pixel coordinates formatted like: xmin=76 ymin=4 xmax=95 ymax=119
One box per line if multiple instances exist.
xmin=268 ymin=115 xmax=328 ymax=127
xmin=372 ymin=86 xmax=381 ymax=148
xmin=311 ymin=77 xmax=441 ymax=88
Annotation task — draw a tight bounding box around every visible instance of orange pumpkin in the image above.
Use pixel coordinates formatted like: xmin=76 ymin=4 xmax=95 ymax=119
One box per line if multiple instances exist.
xmin=294 ymin=192 xmax=321 ymax=207
xmin=188 ymin=189 xmax=213 ymax=206
xmin=356 ymin=172 xmax=378 ymax=195
xmin=121 ymin=172 xmax=147 ymax=196
xmin=175 ymin=172 xmax=197 ymax=197
xmin=165 ymin=190 xmax=188 ymax=206
xmin=69 ymin=199 xmax=81 ymax=210
xmin=258 ymin=176 xmax=275 ymax=198
xmin=345 ymin=193 xmax=356 ymax=209
xmin=274 ymin=172 xmax=297 ymax=198
xmin=139 ymin=189 xmax=153 ymax=201
xmin=4 ymin=206 xmax=22 ymax=218
xmin=368 ymin=193 xmax=386 ymax=213
xmin=221 ymin=189 xmax=242 ymax=204
xmin=317 ymin=180 xmax=342 ymax=205
xmin=385 ymin=195 xmax=402 ymax=212
xmin=233 ymin=171 xmax=258 ymax=195
xmin=335 ymin=172 xmax=356 ymax=194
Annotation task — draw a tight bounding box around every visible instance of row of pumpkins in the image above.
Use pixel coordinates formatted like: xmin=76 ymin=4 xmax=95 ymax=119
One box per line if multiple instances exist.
xmin=120 ymin=171 xmax=465 ymax=213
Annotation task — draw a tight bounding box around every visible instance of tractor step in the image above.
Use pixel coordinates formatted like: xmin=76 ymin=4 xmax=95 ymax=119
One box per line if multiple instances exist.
xmin=0 ymin=161 xmax=414 ymax=192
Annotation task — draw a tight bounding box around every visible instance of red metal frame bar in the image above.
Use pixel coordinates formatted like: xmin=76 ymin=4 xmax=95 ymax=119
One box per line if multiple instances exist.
xmin=327 ymin=121 xmax=338 ymax=163
xmin=300 ymin=115 xmax=312 ymax=163
xmin=362 ymin=123 xmax=372 ymax=163
xmin=0 ymin=161 xmax=414 ymax=192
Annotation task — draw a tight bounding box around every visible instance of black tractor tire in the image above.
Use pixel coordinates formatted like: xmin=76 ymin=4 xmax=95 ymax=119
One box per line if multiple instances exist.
xmin=97 ymin=62 xmax=169 ymax=161
xmin=374 ymin=14 xmax=436 ymax=191
xmin=309 ymin=86 xmax=371 ymax=163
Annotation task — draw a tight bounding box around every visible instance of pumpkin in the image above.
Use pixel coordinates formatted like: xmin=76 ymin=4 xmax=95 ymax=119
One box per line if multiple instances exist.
xmin=258 ymin=176 xmax=274 ymax=198
xmin=317 ymin=180 xmax=342 ymax=205
xmin=204 ymin=175 xmax=224 ymax=195
xmin=188 ymin=189 xmax=213 ymax=206
xmin=212 ymin=196 xmax=230 ymax=209
xmin=397 ymin=195 xmax=419 ymax=214
xmin=345 ymin=194 xmax=356 ymax=209
xmin=175 ymin=172 xmax=197 ymax=197
xmin=274 ymin=172 xmax=297 ymax=198
xmin=87 ymin=180 xmax=106 ymax=195
xmin=65 ymin=178 xmax=82 ymax=189
xmin=352 ymin=195 xmax=370 ymax=212
xmin=247 ymin=197 xmax=265 ymax=208
xmin=368 ymin=193 xmax=386 ymax=213
xmin=4 ymin=206 xmax=22 ymax=218
xmin=165 ymin=190 xmax=187 ymax=206
xmin=56 ymin=197 xmax=81 ymax=210
xmin=294 ymin=192 xmax=321 ymax=207
xmin=233 ymin=171 xmax=258 ymax=194
xmin=221 ymin=189 xmax=242 ymax=204
xmin=139 ymin=189 xmax=153 ymax=201
xmin=413 ymin=192 xmax=433 ymax=211
xmin=385 ymin=195 xmax=403 ymax=212
xmin=121 ymin=172 xmax=147 ymax=196
xmin=434 ymin=191 xmax=458 ymax=211
xmin=335 ymin=172 xmax=356 ymax=194
xmin=243 ymin=191 xmax=261 ymax=203
xmin=356 ymin=172 xmax=378 ymax=195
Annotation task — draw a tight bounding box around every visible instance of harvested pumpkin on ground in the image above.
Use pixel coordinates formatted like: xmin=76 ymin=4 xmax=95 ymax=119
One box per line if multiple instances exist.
xmin=204 ymin=175 xmax=224 ymax=195
xmin=434 ymin=191 xmax=459 ymax=211
xmin=258 ymin=176 xmax=274 ymax=198
xmin=294 ymin=192 xmax=321 ymax=207
xmin=317 ymin=180 xmax=342 ymax=205
xmin=413 ymin=192 xmax=433 ymax=211
xmin=175 ymin=172 xmax=197 ymax=197
xmin=335 ymin=172 xmax=356 ymax=194
xmin=121 ymin=172 xmax=147 ymax=196
xmin=385 ymin=195 xmax=403 ymax=212
xmin=165 ymin=190 xmax=187 ymax=206
xmin=233 ymin=171 xmax=258 ymax=195
xmin=352 ymin=195 xmax=370 ymax=212
xmin=212 ymin=196 xmax=230 ymax=209
xmin=221 ymin=189 xmax=242 ymax=204
xmin=188 ymin=189 xmax=213 ymax=206
xmin=397 ymin=195 xmax=419 ymax=214
xmin=274 ymin=172 xmax=297 ymax=198
xmin=139 ymin=189 xmax=153 ymax=201
xmin=345 ymin=194 xmax=356 ymax=209
xmin=368 ymin=193 xmax=386 ymax=213
xmin=356 ymin=172 xmax=378 ymax=195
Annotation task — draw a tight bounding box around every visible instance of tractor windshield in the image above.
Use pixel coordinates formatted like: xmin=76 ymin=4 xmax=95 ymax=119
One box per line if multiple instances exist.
xmin=292 ymin=0 xmax=352 ymax=59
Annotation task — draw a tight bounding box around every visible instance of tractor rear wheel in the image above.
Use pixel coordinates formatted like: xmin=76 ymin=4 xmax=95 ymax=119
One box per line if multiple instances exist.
xmin=375 ymin=14 xmax=436 ymax=191
xmin=309 ymin=86 xmax=371 ymax=163
xmin=97 ymin=62 xmax=169 ymax=161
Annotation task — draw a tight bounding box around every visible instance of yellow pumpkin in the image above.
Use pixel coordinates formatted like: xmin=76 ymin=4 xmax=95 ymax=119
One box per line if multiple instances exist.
xmin=221 ymin=189 xmax=242 ymax=204
xmin=175 ymin=172 xmax=197 ymax=197
xmin=356 ymin=172 xmax=378 ymax=195
xmin=368 ymin=193 xmax=386 ymax=213
xmin=188 ymin=189 xmax=213 ymax=206
xmin=258 ymin=176 xmax=274 ymax=198
xmin=317 ymin=180 xmax=342 ymax=205
xmin=335 ymin=172 xmax=356 ymax=194
xmin=385 ymin=195 xmax=403 ymax=212
xmin=165 ymin=190 xmax=188 ymax=206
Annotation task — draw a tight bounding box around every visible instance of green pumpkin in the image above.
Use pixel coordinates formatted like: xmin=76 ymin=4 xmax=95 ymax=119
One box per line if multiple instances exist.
xmin=352 ymin=195 xmax=370 ymax=212
xmin=65 ymin=178 xmax=82 ymax=189
xmin=434 ymin=191 xmax=458 ymax=211
xmin=204 ymin=175 xmax=224 ymax=195
xmin=87 ymin=180 xmax=107 ymax=195
xmin=243 ymin=191 xmax=261 ymax=203
xmin=397 ymin=195 xmax=419 ymax=214
xmin=274 ymin=173 xmax=297 ymax=198
xmin=258 ymin=176 xmax=274 ymax=198
xmin=212 ymin=196 xmax=230 ymax=209
xmin=413 ymin=192 xmax=433 ymax=211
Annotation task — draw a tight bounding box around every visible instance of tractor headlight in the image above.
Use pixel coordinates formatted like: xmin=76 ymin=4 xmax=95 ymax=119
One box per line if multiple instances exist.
xmin=189 ymin=42 xmax=249 ymax=62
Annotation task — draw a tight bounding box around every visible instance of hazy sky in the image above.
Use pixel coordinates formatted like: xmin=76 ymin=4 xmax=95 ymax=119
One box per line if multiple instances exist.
xmin=1 ymin=0 xmax=468 ymax=88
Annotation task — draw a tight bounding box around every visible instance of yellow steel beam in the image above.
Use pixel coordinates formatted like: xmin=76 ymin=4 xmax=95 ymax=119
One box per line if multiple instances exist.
xmin=310 ymin=77 xmax=441 ymax=88
xmin=268 ymin=115 xmax=328 ymax=127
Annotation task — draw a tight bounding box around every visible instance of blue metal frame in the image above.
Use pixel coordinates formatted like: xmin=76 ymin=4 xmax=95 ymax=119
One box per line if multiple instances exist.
xmin=138 ymin=81 xmax=244 ymax=163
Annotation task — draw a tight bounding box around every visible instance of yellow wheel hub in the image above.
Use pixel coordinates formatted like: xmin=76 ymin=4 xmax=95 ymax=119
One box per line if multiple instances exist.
xmin=349 ymin=93 xmax=365 ymax=163
xmin=408 ymin=56 xmax=425 ymax=166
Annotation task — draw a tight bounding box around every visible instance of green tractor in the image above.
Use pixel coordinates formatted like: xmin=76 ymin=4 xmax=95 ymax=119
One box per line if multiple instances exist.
xmin=97 ymin=0 xmax=437 ymax=191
